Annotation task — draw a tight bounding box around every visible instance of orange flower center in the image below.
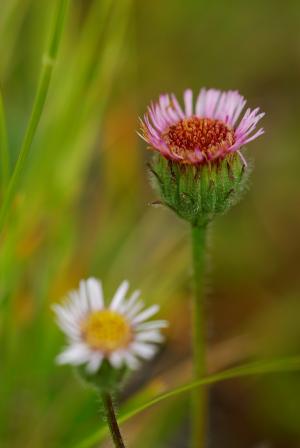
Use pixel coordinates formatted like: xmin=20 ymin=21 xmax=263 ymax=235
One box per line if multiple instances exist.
xmin=81 ymin=310 xmax=132 ymax=352
xmin=163 ymin=117 xmax=235 ymax=160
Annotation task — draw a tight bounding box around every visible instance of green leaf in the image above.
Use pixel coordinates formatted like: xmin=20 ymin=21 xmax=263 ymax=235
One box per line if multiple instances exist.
xmin=0 ymin=89 xmax=9 ymax=192
xmin=74 ymin=356 xmax=300 ymax=448
xmin=0 ymin=0 xmax=70 ymax=233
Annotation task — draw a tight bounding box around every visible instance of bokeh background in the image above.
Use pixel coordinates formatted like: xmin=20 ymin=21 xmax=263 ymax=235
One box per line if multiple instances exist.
xmin=1 ymin=0 xmax=300 ymax=447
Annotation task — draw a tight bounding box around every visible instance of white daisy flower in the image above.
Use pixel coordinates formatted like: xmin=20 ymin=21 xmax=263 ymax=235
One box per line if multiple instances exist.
xmin=53 ymin=278 xmax=168 ymax=374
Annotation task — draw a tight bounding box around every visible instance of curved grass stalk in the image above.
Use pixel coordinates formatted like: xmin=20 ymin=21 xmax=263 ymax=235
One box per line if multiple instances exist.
xmin=75 ymin=356 xmax=300 ymax=448
xmin=0 ymin=0 xmax=70 ymax=233
xmin=24 ymin=0 xmax=132 ymax=202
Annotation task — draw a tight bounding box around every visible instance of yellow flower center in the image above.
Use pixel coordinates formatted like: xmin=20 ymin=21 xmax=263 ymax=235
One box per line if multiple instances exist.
xmin=81 ymin=310 xmax=132 ymax=353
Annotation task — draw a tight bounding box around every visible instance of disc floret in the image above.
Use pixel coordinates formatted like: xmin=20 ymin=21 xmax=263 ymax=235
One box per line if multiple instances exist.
xmin=81 ymin=310 xmax=132 ymax=353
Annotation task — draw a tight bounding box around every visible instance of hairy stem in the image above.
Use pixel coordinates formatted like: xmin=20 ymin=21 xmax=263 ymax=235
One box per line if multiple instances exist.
xmin=0 ymin=0 xmax=70 ymax=233
xmin=191 ymin=224 xmax=208 ymax=448
xmin=101 ymin=392 xmax=126 ymax=448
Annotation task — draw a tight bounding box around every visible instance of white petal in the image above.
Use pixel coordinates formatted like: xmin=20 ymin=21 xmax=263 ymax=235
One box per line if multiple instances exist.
xmin=53 ymin=304 xmax=74 ymax=323
xmin=125 ymin=301 xmax=144 ymax=320
xmin=123 ymin=351 xmax=140 ymax=370
xmin=68 ymin=291 xmax=89 ymax=317
xmin=56 ymin=343 xmax=90 ymax=365
xmin=136 ymin=320 xmax=169 ymax=331
xmin=53 ymin=304 xmax=71 ymax=323
xmin=110 ymin=280 xmax=129 ymax=311
xmin=79 ymin=280 xmax=90 ymax=311
xmin=55 ymin=317 xmax=80 ymax=341
xmin=86 ymin=353 xmax=103 ymax=373
xmin=109 ymin=351 xmax=124 ymax=369
xmin=53 ymin=305 xmax=80 ymax=339
xmin=131 ymin=305 xmax=159 ymax=325
xmin=130 ymin=342 xmax=158 ymax=359
xmin=121 ymin=290 xmax=141 ymax=313
xmin=136 ymin=331 xmax=164 ymax=343
xmin=86 ymin=278 xmax=104 ymax=310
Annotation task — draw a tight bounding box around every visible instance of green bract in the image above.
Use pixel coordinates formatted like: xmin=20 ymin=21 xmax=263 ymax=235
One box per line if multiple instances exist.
xmin=149 ymin=154 xmax=251 ymax=227
xmin=76 ymin=361 xmax=128 ymax=393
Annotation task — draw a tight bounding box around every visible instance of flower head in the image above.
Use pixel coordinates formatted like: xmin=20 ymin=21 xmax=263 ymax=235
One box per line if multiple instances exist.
xmin=138 ymin=88 xmax=265 ymax=226
xmin=53 ymin=278 xmax=167 ymax=374
xmin=139 ymin=88 xmax=264 ymax=165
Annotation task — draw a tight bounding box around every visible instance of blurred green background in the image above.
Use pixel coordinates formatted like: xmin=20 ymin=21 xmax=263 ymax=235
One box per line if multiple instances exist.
xmin=1 ymin=0 xmax=300 ymax=447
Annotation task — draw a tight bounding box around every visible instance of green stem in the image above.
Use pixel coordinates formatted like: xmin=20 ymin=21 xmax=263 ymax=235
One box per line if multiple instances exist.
xmin=101 ymin=392 xmax=126 ymax=448
xmin=191 ymin=224 xmax=208 ymax=448
xmin=0 ymin=0 xmax=70 ymax=234
xmin=75 ymin=356 xmax=300 ymax=448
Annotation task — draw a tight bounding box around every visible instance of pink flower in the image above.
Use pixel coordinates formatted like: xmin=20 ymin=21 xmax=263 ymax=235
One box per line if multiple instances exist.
xmin=139 ymin=88 xmax=265 ymax=165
